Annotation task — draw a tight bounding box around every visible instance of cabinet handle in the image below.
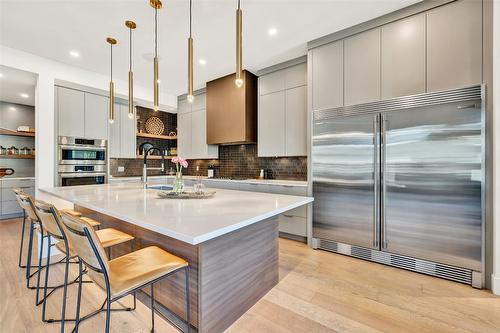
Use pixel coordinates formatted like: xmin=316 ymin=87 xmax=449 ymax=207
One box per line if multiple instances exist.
xmin=282 ymin=214 xmax=294 ymax=218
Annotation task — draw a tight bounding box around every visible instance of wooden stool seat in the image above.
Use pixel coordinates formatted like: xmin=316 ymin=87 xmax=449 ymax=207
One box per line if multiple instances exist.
xmin=55 ymin=228 xmax=134 ymax=256
xmin=60 ymin=209 xmax=82 ymax=217
xmin=79 ymin=216 xmax=101 ymax=228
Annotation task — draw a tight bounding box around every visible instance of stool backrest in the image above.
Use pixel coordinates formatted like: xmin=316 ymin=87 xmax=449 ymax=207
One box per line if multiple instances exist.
xmin=61 ymin=212 xmax=109 ymax=274
xmin=33 ymin=200 xmax=65 ymax=239
xmin=14 ymin=189 xmax=39 ymax=222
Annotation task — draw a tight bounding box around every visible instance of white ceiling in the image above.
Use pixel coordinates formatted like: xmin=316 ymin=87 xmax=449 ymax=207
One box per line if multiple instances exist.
xmin=0 ymin=0 xmax=420 ymax=97
xmin=0 ymin=65 xmax=37 ymax=106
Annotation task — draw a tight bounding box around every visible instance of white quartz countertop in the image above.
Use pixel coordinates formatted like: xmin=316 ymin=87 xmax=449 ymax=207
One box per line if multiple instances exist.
xmin=40 ymin=183 xmax=313 ymax=245
xmin=109 ymin=175 xmax=308 ymax=187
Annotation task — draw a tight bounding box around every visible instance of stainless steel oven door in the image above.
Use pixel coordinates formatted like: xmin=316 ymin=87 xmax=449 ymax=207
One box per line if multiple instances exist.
xmin=59 ymin=145 xmax=106 ymax=165
xmin=59 ymin=173 xmax=106 ymax=186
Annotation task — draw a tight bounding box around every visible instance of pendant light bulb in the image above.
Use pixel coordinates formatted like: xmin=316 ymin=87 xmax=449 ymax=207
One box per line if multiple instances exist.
xmin=106 ymin=37 xmax=117 ymax=124
xmin=187 ymin=94 xmax=194 ymax=103
xmin=126 ymin=20 xmax=136 ymax=120
xmin=235 ymin=0 xmax=243 ymax=87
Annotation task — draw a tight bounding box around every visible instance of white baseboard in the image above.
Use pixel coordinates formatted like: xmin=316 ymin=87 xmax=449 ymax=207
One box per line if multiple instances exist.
xmin=492 ymin=274 xmax=500 ymax=296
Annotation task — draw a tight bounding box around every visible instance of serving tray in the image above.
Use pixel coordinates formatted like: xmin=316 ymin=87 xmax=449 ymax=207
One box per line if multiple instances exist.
xmin=157 ymin=190 xmax=216 ymax=199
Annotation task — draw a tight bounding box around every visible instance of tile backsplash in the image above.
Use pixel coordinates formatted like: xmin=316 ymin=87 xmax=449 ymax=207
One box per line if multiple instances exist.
xmin=111 ymin=144 xmax=307 ymax=180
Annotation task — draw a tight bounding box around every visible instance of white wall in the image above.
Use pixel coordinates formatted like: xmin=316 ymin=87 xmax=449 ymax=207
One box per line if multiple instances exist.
xmin=0 ymin=45 xmax=177 ymax=191
xmin=493 ymin=0 xmax=500 ymax=296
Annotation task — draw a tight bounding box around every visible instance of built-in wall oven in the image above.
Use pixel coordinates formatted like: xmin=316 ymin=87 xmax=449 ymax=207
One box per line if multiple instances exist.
xmin=58 ymin=136 xmax=107 ymax=186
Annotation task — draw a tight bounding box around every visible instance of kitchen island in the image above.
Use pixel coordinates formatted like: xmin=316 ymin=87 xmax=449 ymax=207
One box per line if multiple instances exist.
xmin=40 ymin=183 xmax=313 ymax=332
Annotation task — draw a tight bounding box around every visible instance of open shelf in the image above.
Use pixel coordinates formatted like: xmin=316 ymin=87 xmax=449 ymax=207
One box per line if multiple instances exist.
xmin=0 ymin=154 xmax=35 ymax=159
xmin=136 ymin=132 xmax=177 ymax=140
xmin=136 ymin=155 xmax=177 ymax=160
xmin=0 ymin=129 xmax=35 ymax=137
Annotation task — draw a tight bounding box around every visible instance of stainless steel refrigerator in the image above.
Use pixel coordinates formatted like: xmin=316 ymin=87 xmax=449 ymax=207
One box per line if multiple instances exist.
xmin=312 ymin=85 xmax=485 ymax=288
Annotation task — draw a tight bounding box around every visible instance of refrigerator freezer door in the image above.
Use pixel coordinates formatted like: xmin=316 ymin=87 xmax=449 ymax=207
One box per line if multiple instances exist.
xmin=382 ymin=101 xmax=482 ymax=271
xmin=313 ymin=114 xmax=379 ymax=249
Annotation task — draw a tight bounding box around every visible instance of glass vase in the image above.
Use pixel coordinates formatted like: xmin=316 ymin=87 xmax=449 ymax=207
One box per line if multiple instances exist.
xmin=173 ymin=172 xmax=184 ymax=194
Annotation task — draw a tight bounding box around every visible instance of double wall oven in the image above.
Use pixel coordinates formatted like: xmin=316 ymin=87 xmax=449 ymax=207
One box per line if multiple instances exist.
xmin=58 ymin=137 xmax=107 ymax=186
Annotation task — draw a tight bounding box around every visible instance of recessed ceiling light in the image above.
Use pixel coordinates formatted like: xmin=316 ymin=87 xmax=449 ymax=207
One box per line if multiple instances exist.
xmin=268 ymin=27 xmax=278 ymax=37
xmin=198 ymin=59 xmax=207 ymax=65
xmin=20 ymin=93 xmax=29 ymax=98
xmin=69 ymin=50 xmax=80 ymax=58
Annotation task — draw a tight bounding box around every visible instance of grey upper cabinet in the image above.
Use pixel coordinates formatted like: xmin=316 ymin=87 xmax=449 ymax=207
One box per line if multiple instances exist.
xmin=381 ymin=14 xmax=426 ymax=99
xmin=285 ymin=63 xmax=307 ymax=89
xmin=344 ymin=28 xmax=381 ymax=105
xmin=285 ymin=86 xmax=307 ymax=156
xmin=191 ymin=93 xmax=206 ymax=112
xmin=426 ymin=0 xmax=482 ymax=92
xmin=259 ymin=70 xmax=285 ymax=95
xmin=57 ymin=86 xmax=85 ymax=137
xmin=311 ymin=40 xmax=343 ymax=111
xmin=84 ymin=93 xmax=108 ymax=139
xmin=177 ymin=112 xmax=192 ymax=159
xmin=258 ymin=91 xmax=286 ymax=157
xmin=258 ymin=63 xmax=307 ymax=157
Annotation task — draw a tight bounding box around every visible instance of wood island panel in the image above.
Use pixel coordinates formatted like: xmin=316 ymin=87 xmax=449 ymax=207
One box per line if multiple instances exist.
xmin=75 ymin=205 xmax=280 ymax=333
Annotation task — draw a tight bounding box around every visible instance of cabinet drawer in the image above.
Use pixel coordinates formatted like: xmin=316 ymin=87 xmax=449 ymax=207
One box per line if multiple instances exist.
xmin=2 ymin=187 xmax=35 ymax=201
xmin=286 ymin=205 xmax=307 ymax=218
xmin=203 ymin=181 xmax=240 ymax=190
xmin=238 ymin=183 xmax=270 ymax=193
xmin=267 ymin=185 xmax=307 ymax=196
xmin=2 ymin=179 xmax=35 ymax=189
xmin=279 ymin=214 xmax=306 ymax=237
xmin=2 ymin=200 xmax=23 ymax=215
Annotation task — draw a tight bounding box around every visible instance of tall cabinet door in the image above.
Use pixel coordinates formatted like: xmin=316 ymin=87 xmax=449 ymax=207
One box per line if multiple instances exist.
xmin=120 ymin=108 xmax=136 ymax=158
xmin=58 ymin=87 xmax=85 ymax=138
xmin=382 ymin=101 xmax=482 ymax=270
xmin=177 ymin=112 xmax=192 ymax=159
xmin=108 ymin=103 xmax=121 ymax=158
xmin=258 ymin=91 xmax=285 ymax=157
xmin=312 ymin=113 xmax=379 ymax=249
xmin=84 ymin=93 xmax=108 ymax=139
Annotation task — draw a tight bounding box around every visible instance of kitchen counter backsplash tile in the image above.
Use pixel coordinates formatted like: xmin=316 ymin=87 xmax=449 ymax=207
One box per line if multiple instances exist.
xmin=111 ymin=144 xmax=306 ymax=180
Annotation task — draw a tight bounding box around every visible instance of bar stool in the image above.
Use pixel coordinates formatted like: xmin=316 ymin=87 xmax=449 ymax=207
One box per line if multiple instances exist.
xmin=61 ymin=211 xmax=191 ymax=333
xmin=33 ymin=200 xmax=135 ymax=332
xmin=13 ymin=188 xmax=97 ymax=298
xmin=13 ymin=188 xmax=97 ymax=285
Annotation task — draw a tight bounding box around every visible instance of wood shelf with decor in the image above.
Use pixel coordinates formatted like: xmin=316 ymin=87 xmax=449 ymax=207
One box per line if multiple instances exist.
xmin=136 ymin=155 xmax=177 ymax=160
xmin=0 ymin=154 xmax=35 ymax=159
xmin=0 ymin=129 xmax=35 ymax=137
xmin=136 ymin=132 xmax=177 ymax=140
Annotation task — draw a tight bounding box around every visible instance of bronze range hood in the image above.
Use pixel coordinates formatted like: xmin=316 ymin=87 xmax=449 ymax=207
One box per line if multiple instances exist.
xmin=206 ymin=70 xmax=257 ymax=145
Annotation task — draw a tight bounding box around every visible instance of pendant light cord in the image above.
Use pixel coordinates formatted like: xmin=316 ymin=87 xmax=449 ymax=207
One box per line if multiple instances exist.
xmin=189 ymin=0 xmax=192 ymax=38
xmin=238 ymin=0 xmax=241 ymax=10
xmin=110 ymin=43 xmax=113 ymax=81
xmin=129 ymin=28 xmax=132 ymax=72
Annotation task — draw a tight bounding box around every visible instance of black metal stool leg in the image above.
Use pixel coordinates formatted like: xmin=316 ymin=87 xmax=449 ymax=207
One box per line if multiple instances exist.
xmin=18 ymin=211 xmax=27 ymax=268
xmin=35 ymin=232 xmax=46 ymax=304
xmin=105 ymin=296 xmax=111 ymax=333
xmin=151 ymin=284 xmax=155 ymax=333
xmin=74 ymin=261 xmax=83 ymax=333
xmin=42 ymin=236 xmax=52 ymax=320
xmin=59 ymin=254 xmax=70 ymax=333
xmin=25 ymin=220 xmax=35 ymax=286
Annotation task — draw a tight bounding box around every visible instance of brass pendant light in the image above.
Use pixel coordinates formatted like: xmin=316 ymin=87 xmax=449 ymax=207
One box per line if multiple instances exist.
xmin=125 ymin=20 xmax=136 ymax=119
xmin=106 ymin=37 xmax=117 ymax=124
xmin=235 ymin=0 xmax=243 ymax=88
xmin=187 ymin=0 xmax=194 ymax=103
xmin=150 ymin=0 xmax=162 ymax=111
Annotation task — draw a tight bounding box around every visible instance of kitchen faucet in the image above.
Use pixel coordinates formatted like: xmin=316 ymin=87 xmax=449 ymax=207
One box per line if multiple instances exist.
xmin=142 ymin=146 xmax=165 ymax=188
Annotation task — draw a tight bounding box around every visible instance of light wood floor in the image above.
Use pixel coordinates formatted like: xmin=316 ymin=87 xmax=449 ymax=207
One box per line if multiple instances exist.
xmin=1 ymin=218 xmax=499 ymax=333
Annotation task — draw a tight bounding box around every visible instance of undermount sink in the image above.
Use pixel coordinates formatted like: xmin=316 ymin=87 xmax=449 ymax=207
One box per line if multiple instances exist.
xmin=147 ymin=185 xmax=173 ymax=191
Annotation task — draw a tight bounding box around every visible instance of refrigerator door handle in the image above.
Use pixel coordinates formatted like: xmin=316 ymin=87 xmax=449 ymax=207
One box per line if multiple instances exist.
xmin=381 ymin=114 xmax=388 ymax=249
xmin=373 ymin=115 xmax=380 ymax=248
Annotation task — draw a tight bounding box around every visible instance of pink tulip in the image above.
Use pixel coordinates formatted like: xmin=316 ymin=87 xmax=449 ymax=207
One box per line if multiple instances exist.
xmin=172 ymin=156 xmax=188 ymax=170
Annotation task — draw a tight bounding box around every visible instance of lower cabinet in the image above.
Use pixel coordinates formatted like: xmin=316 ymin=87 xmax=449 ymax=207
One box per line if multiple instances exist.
xmin=0 ymin=178 xmax=35 ymax=219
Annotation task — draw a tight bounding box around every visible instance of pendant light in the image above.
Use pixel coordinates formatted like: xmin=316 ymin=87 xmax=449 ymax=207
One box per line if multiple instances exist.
xmin=125 ymin=20 xmax=136 ymax=119
xmin=106 ymin=37 xmax=117 ymax=124
xmin=150 ymin=0 xmax=162 ymax=111
xmin=187 ymin=0 xmax=194 ymax=103
xmin=235 ymin=0 xmax=243 ymax=88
